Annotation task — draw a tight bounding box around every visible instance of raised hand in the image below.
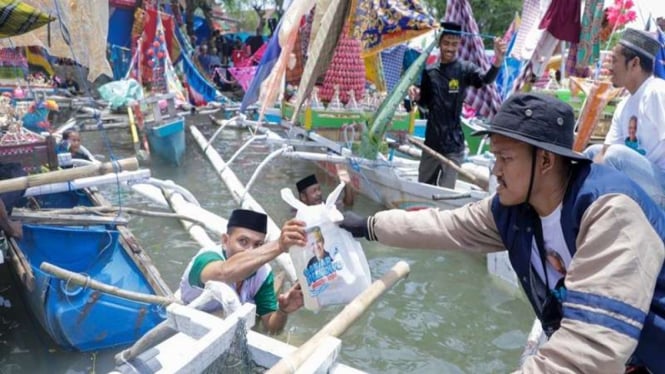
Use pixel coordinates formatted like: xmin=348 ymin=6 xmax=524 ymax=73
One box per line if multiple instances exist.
xmin=493 ymin=37 xmax=508 ymax=67
xmin=278 ymin=219 xmax=306 ymax=252
xmin=277 ymin=283 xmax=304 ymax=314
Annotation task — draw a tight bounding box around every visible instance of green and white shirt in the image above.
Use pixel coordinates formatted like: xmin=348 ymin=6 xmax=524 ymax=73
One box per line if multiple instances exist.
xmin=179 ymin=245 xmax=277 ymax=316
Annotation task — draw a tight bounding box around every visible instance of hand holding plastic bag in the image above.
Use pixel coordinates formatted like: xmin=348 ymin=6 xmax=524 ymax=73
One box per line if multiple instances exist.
xmin=281 ymin=182 xmax=372 ymax=312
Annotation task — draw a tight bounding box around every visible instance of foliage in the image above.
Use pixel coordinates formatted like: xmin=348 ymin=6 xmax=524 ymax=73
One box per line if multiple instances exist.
xmin=422 ymin=0 xmax=522 ymax=47
xmin=184 ymin=0 xmax=280 ymax=35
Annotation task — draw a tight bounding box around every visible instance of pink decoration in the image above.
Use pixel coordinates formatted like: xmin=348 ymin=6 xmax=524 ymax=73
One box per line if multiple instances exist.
xmin=319 ymin=27 xmax=366 ymax=104
xmin=606 ymin=0 xmax=637 ymax=30
xmin=147 ymin=59 xmax=155 ymax=67
xmin=13 ymin=87 xmax=25 ymax=99
xmin=229 ymin=67 xmax=258 ymax=92
xmin=146 ymin=49 xmax=154 ymax=56
xmin=153 ymin=41 xmax=161 ymax=48
xmin=157 ymin=51 xmax=165 ymax=59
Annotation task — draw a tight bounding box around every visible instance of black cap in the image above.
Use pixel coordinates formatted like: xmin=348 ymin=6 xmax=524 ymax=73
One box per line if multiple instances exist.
xmin=619 ymin=28 xmax=661 ymax=62
xmin=227 ymin=209 xmax=267 ymax=234
xmin=440 ymin=22 xmax=462 ymax=36
xmin=296 ymin=174 xmax=318 ymax=193
xmin=472 ymin=93 xmax=590 ymax=162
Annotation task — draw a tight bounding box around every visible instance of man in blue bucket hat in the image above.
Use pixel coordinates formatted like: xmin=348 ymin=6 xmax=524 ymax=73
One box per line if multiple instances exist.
xmin=341 ymin=93 xmax=665 ymax=372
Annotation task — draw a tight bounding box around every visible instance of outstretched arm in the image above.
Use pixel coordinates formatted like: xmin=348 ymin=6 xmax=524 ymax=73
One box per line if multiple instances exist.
xmin=466 ymin=38 xmax=506 ymax=88
xmin=369 ymin=197 xmax=505 ymax=253
xmin=200 ymin=219 xmax=306 ymax=284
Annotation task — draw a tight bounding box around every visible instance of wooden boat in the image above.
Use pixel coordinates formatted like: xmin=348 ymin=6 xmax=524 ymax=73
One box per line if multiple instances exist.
xmin=209 ymin=115 xmax=490 ymax=211
xmin=111 ymin=252 xmax=408 ymax=373
xmin=140 ymin=94 xmax=186 ymax=165
xmin=4 ymin=159 xmax=172 ymax=352
xmin=412 ymin=116 xmax=491 ymax=156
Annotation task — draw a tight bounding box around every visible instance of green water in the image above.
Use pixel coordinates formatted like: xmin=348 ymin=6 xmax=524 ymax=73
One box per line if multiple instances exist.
xmin=0 ymin=116 xmax=533 ymax=373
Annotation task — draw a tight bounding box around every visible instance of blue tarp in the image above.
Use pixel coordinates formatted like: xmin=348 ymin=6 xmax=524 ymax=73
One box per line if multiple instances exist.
xmin=174 ymin=26 xmax=221 ymax=102
xmin=108 ymin=8 xmax=135 ymax=48
xmin=193 ymin=16 xmax=212 ymax=44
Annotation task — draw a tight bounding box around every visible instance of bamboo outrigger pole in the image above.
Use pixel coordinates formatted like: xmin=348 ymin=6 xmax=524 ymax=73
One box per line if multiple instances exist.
xmin=40 ymin=262 xmax=177 ymax=306
xmin=0 ymin=157 xmax=139 ymax=194
xmin=266 ymin=261 xmax=410 ymax=374
xmin=407 ymin=136 xmax=489 ymax=191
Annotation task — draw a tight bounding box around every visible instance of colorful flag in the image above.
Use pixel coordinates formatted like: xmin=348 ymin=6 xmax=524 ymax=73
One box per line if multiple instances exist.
xmin=655 ymin=30 xmax=665 ymax=80
xmin=25 ymin=46 xmax=53 ymax=76
xmin=240 ymin=22 xmax=283 ymax=113
xmin=257 ymin=0 xmax=315 ymax=121
xmin=290 ymin=0 xmax=351 ymax=122
xmin=350 ymin=0 xmax=437 ymax=57
xmin=0 ymin=0 xmax=54 ymax=38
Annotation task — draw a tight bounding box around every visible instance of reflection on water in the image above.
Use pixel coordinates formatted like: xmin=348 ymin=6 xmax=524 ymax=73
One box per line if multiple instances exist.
xmin=0 ymin=116 xmax=533 ymax=373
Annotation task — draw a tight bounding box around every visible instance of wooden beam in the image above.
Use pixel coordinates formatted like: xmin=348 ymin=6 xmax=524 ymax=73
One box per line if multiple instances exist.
xmin=11 ymin=209 xmax=128 ymax=226
xmin=0 ymin=157 xmax=139 ymax=194
xmin=40 ymin=262 xmax=176 ymax=305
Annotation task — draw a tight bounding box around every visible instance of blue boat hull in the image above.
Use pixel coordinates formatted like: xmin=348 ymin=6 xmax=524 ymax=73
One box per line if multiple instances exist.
xmin=147 ymin=118 xmax=185 ymax=166
xmin=11 ymin=191 xmax=167 ymax=351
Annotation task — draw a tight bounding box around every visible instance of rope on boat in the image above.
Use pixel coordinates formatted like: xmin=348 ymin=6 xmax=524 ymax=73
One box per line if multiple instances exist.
xmin=204 ymin=115 xmax=242 ymax=152
xmin=143 ymin=178 xmax=200 ymax=207
xmin=219 ymin=134 xmax=268 ymax=173
xmin=241 ymin=146 xmax=288 ymax=205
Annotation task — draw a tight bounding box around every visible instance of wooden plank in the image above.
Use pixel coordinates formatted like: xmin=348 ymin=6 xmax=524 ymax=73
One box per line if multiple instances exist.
xmin=0 ymin=157 xmax=138 ymax=194
xmin=12 ymin=209 xmax=128 ymax=225
xmin=40 ymin=262 xmax=175 ymax=305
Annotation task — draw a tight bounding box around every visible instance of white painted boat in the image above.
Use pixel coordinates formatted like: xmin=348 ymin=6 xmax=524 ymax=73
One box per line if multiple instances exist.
xmin=111 ymin=302 xmax=366 ymax=374
xmin=210 ymin=116 xmax=491 ymax=211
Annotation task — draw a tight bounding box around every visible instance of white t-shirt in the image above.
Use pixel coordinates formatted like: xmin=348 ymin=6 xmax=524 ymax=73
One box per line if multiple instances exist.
xmin=530 ymin=204 xmax=572 ymax=289
xmin=605 ymin=76 xmax=665 ymax=171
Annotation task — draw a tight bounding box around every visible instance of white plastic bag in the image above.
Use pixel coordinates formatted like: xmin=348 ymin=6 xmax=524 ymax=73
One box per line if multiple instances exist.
xmin=281 ymin=182 xmax=372 ymax=312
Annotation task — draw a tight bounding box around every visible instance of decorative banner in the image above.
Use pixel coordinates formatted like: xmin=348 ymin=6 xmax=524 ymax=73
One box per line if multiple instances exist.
xmin=349 ymin=0 xmax=437 ymax=57
xmin=229 ymin=66 xmax=257 ymax=92
xmin=571 ymin=78 xmax=622 ymax=152
xmin=655 ymin=30 xmax=665 ymax=80
xmin=137 ymin=9 xmax=178 ymax=84
xmin=25 ymin=46 xmax=53 ymax=76
xmin=364 ymin=53 xmax=385 ymax=92
xmin=0 ymin=0 xmax=110 ymax=81
xmin=0 ymin=0 xmax=53 ymax=38
xmin=380 ymin=45 xmax=407 ymax=92
xmin=290 ymin=0 xmax=352 ymax=122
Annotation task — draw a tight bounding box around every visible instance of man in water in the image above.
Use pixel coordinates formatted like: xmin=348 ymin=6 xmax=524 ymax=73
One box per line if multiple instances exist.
xmin=296 ymin=174 xmax=354 ymax=208
xmin=179 ymin=209 xmax=306 ymax=334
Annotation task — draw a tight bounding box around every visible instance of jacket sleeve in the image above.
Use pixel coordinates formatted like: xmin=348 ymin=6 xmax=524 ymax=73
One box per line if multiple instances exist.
xmin=464 ymin=62 xmax=499 ymax=88
xmin=370 ymin=197 xmax=505 ymax=253
xmin=518 ymin=194 xmax=664 ymax=373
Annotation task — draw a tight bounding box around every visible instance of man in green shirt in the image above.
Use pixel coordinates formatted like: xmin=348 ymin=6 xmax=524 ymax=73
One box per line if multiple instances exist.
xmin=179 ymin=209 xmax=306 ymax=334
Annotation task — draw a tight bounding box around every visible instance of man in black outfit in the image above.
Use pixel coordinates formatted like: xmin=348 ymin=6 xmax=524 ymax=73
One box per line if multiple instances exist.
xmin=246 ymin=28 xmax=265 ymax=56
xmin=408 ymin=22 xmax=507 ymax=188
